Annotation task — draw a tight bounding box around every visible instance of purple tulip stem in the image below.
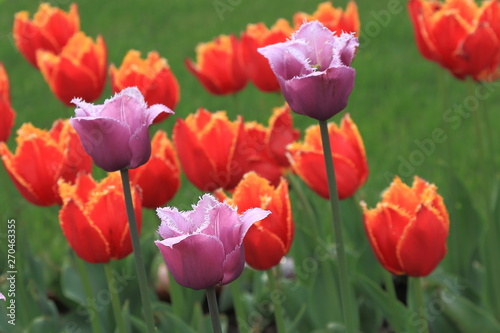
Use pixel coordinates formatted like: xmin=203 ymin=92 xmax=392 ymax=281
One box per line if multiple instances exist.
xmin=319 ymin=119 xmax=355 ymax=333
xmin=120 ymin=169 xmax=156 ymax=332
xmin=410 ymin=277 xmax=430 ymax=333
xmin=206 ymin=286 xmax=222 ymax=333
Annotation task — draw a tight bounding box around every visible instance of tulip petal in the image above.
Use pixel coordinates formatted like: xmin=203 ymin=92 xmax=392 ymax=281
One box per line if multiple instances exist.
xmin=221 ymin=245 xmax=245 ymax=285
xmin=244 ymin=225 xmax=287 ymax=270
xmin=157 ymin=207 xmax=192 ymax=238
xmin=294 ymin=21 xmax=336 ymax=69
xmin=155 ymin=234 xmax=225 ymax=290
xmin=397 ymin=205 xmax=449 ymax=277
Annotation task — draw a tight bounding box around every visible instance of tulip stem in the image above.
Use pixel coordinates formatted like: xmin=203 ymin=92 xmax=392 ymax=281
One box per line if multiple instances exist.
xmin=318 ymin=119 xmax=355 ymax=333
xmin=383 ymin=271 xmax=402 ymax=333
xmin=206 ymin=286 xmax=222 ymax=333
xmin=267 ymin=269 xmax=286 ymax=333
xmin=231 ymin=279 xmax=249 ymax=332
xmin=410 ymin=277 xmax=429 ymax=333
xmin=74 ymin=255 xmax=103 ymax=333
xmin=287 ymin=173 xmax=319 ymax=238
xmin=104 ymin=263 xmax=126 ymax=333
xmin=120 ymin=169 xmax=156 ymax=333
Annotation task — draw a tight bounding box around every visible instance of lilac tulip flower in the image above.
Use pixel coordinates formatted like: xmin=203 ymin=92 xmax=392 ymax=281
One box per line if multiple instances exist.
xmin=0 ymin=292 xmax=5 ymax=301
xmin=259 ymin=21 xmax=358 ymax=121
xmin=70 ymin=87 xmax=173 ymax=172
xmin=155 ymin=194 xmax=271 ymax=290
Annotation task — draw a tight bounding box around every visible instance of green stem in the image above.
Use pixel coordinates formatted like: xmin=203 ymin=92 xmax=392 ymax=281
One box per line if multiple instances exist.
xmin=267 ymin=269 xmax=286 ymax=333
xmin=231 ymin=279 xmax=250 ymax=332
xmin=409 ymin=277 xmax=429 ymax=333
xmin=104 ymin=263 xmax=126 ymax=333
xmin=206 ymin=286 xmax=222 ymax=333
xmin=120 ymin=169 xmax=156 ymax=332
xmin=287 ymin=173 xmax=319 ymax=238
xmin=75 ymin=255 xmax=103 ymax=333
xmin=318 ymin=119 xmax=355 ymax=333
xmin=383 ymin=271 xmax=402 ymax=333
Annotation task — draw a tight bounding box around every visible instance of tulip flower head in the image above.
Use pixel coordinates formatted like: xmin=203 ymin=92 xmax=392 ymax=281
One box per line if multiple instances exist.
xmin=70 ymin=87 xmax=173 ymax=172
xmin=13 ymin=3 xmax=80 ymax=68
xmin=0 ymin=293 xmax=5 ymax=301
xmin=155 ymin=194 xmax=270 ymax=290
xmin=408 ymin=0 xmax=500 ymax=81
xmin=110 ymin=50 xmax=180 ymax=122
xmin=0 ymin=63 xmax=15 ymax=142
xmin=362 ymin=176 xmax=450 ymax=277
xmin=259 ymin=21 xmax=358 ymax=121
xmin=293 ymin=1 xmax=360 ymax=36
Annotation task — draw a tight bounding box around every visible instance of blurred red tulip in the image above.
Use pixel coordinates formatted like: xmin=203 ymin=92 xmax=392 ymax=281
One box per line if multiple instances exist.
xmin=110 ymin=50 xmax=180 ymax=123
xmin=173 ymin=108 xmax=248 ymax=191
xmin=216 ymin=172 xmax=294 ymax=270
xmin=0 ymin=64 xmax=15 ymax=142
xmin=0 ymin=120 xmax=92 ymax=206
xmin=287 ymin=113 xmax=368 ymax=200
xmin=185 ymin=34 xmax=247 ymax=95
xmin=129 ymin=130 xmax=180 ymax=209
xmin=244 ymin=103 xmax=300 ymax=185
xmin=59 ymin=172 xmax=142 ymax=263
xmin=408 ymin=0 xmax=500 ymax=81
xmin=293 ymin=1 xmax=360 ymax=36
xmin=37 ymin=32 xmax=107 ymax=105
xmin=362 ymin=176 xmax=449 ymax=276
xmin=13 ymin=3 xmax=80 ymax=68
xmin=240 ymin=19 xmax=293 ymax=92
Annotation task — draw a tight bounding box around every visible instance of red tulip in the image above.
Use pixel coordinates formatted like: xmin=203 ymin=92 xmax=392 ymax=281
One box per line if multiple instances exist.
xmin=240 ymin=19 xmax=293 ymax=92
xmin=293 ymin=1 xmax=360 ymax=36
xmin=287 ymin=113 xmax=368 ymax=200
xmin=0 ymin=64 xmax=15 ymax=142
xmin=216 ymin=172 xmax=294 ymax=270
xmin=362 ymin=176 xmax=449 ymax=276
xmin=37 ymin=32 xmax=107 ymax=105
xmin=173 ymin=108 xmax=248 ymax=192
xmin=110 ymin=50 xmax=180 ymax=123
xmin=129 ymin=130 xmax=180 ymax=209
xmin=13 ymin=3 xmax=80 ymax=68
xmin=59 ymin=172 xmax=142 ymax=263
xmin=185 ymin=34 xmax=247 ymax=95
xmin=408 ymin=0 xmax=500 ymax=81
xmin=0 ymin=120 xmax=92 ymax=206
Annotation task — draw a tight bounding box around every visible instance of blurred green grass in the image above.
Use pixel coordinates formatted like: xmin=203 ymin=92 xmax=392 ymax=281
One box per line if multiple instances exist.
xmin=0 ymin=0 xmax=498 ymax=272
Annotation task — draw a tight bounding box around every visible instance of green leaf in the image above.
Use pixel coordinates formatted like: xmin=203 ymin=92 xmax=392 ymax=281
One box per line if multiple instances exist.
xmin=28 ymin=316 xmax=61 ymax=333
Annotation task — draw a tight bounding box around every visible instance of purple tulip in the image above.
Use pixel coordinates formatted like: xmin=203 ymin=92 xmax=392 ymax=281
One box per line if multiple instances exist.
xmin=0 ymin=292 xmax=5 ymax=301
xmin=258 ymin=21 xmax=358 ymax=121
xmin=70 ymin=87 xmax=173 ymax=172
xmin=154 ymin=194 xmax=271 ymax=290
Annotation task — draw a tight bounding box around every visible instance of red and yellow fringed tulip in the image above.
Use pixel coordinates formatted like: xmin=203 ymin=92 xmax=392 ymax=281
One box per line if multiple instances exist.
xmin=408 ymin=0 xmax=500 ymax=81
xmin=59 ymin=172 xmax=142 ymax=263
xmin=287 ymin=114 xmax=368 ymax=200
xmin=37 ymin=32 xmax=107 ymax=105
xmin=129 ymin=130 xmax=180 ymax=209
xmin=0 ymin=64 xmax=15 ymax=142
xmin=0 ymin=120 xmax=92 ymax=206
xmin=13 ymin=3 xmax=80 ymax=68
xmin=173 ymin=108 xmax=248 ymax=192
xmin=185 ymin=34 xmax=247 ymax=95
xmin=293 ymin=1 xmax=360 ymax=36
xmin=216 ymin=172 xmax=294 ymax=270
xmin=240 ymin=19 xmax=293 ymax=92
xmin=244 ymin=104 xmax=300 ymax=185
xmin=110 ymin=50 xmax=180 ymax=123
xmin=362 ymin=176 xmax=450 ymax=276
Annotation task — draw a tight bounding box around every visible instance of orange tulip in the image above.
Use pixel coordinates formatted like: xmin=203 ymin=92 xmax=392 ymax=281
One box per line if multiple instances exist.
xmin=362 ymin=176 xmax=449 ymax=276
xmin=0 ymin=120 xmax=92 ymax=206
xmin=293 ymin=1 xmax=360 ymax=36
xmin=59 ymin=172 xmax=142 ymax=263
xmin=37 ymin=32 xmax=107 ymax=105
xmin=13 ymin=3 xmax=80 ymax=68
xmin=244 ymin=104 xmax=300 ymax=185
xmin=215 ymin=172 xmax=294 ymax=270
xmin=185 ymin=34 xmax=247 ymax=95
xmin=173 ymin=108 xmax=248 ymax=192
xmin=110 ymin=50 xmax=180 ymax=123
xmin=129 ymin=130 xmax=180 ymax=209
xmin=0 ymin=64 xmax=15 ymax=142
xmin=287 ymin=113 xmax=368 ymax=200
xmin=240 ymin=19 xmax=293 ymax=92
xmin=408 ymin=0 xmax=500 ymax=81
